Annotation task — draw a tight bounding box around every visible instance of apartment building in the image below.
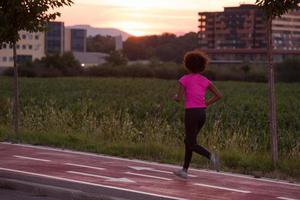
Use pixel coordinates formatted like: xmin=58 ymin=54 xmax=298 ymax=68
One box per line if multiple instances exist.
xmin=273 ymin=10 xmax=300 ymax=51
xmin=198 ymin=4 xmax=300 ymax=63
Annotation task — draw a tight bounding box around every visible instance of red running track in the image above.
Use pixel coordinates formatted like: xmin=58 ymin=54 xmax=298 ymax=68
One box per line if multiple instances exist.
xmin=0 ymin=143 xmax=299 ymax=200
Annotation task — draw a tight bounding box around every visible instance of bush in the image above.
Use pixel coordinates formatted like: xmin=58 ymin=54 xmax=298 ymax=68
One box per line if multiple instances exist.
xmin=105 ymin=51 xmax=128 ymax=66
xmin=4 ymin=52 xmax=82 ymax=77
xmin=84 ymin=62 xmax=181 ymax=79
xmin=3 ymin=55 xmax=268 ymax=82
xmin=208 ymin=64 xmax=267 ymax=82
xmin=72 ymin=62 xmax=269 ymax=81
xmin=276 ymin=59 xmax=300 ymax=82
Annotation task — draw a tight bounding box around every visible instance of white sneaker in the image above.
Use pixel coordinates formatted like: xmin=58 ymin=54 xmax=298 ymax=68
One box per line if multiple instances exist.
xmin=210 ymin=153 xmax=220 ymax=172
xmin=173 ymin=169 xmax=188 ymax=179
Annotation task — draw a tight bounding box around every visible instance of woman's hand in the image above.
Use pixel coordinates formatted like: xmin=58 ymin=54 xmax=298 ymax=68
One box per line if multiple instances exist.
xmin=173 ymin=94 xmax=180 ymax=102
xmin=173 ymin=84 xmax=184 ymax=102
xmin=206 ymin=83 xmax=222 ymax=106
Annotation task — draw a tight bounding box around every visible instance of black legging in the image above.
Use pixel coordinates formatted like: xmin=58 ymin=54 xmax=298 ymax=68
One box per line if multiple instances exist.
xmin=183 ymin=108 xmax=211 ymax=170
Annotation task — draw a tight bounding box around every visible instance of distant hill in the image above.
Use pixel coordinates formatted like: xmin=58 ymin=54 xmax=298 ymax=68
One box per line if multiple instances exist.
xmin=69 ymin=25 xmax=131 ymax=41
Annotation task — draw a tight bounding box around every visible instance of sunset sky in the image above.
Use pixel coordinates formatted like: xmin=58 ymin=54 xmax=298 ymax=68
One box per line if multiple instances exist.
xmin=58 ymin=0 xmax=256 ymax=36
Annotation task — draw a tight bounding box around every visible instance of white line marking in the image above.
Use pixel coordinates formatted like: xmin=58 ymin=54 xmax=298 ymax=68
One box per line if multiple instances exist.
xmin=194 ymin=183 xmax=251 ymax=194
xmin=4 ymin=143 xmax=300 ymax=187
xmin=277 ymin=197 xmax=299 ymax=200
xmin=192 ymin=169 xmax=300 ymax=187
xmin=14 ymin=155 xmax=51 ymax=162
xmin=0 ymin=167 xmax=186 ymax=200
xmin=129 ymin=166 xmax=197 ymax=178
xmin=129 ymin=166 xmax=173 ymax=174
xmin=65 ymin=163 xmax=105 ymax=171
xmin=67 ymin=171 xmax=135 ymax=183
xmin=125 ymin=172 xmax=173 ymax=181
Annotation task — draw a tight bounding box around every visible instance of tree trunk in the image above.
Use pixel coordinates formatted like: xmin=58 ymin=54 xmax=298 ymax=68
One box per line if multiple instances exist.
xmin=267 ymin=17 xmax=278 ymax=168
xmin=12 ymin=42 xmax=20 ymax=141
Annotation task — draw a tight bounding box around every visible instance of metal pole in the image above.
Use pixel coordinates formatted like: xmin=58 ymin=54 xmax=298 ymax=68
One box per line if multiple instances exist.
xmin=267 ymin=17 xmax=278 ymax=168
xmin=13 ymin=42 xmax=20 ymax=141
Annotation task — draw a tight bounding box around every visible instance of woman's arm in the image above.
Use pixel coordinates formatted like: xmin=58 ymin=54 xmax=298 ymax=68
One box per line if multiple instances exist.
xmin=206 ymin=83 xmax=222 ymax=106
xmin=173 ymin=83 xmax=184 ymax=102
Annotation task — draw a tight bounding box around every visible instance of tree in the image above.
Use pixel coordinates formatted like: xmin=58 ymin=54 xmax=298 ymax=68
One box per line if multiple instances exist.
xmin=106 ymin=50 xmax=128 ymax=66
xmin=255 ymin=0 xmax=300 ymax=168
xmin=276 ymin=58 xmax=300 ymax=82
xmin=123 ymin=32 xmax=199 ymax=63
xmin=0 ymin=0 xmax=73 ymax=140
xmin=87 ymin=35 xmax=115 ymax=53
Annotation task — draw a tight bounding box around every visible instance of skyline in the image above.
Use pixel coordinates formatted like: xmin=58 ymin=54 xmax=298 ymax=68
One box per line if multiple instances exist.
xmin=57 ymin=0 xmax=256 ymax=36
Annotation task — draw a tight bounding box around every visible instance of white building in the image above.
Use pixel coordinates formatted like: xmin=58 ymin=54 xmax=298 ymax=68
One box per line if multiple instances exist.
xmin=0 ymin=30 xmax=45 ymax=68
xmin=0 ymin=22 xmax=110 ymax=71
xmin=73 ymin=52 xmax=108 ymax=67
xmin=115 ymin=35 xmax=123 ymax=51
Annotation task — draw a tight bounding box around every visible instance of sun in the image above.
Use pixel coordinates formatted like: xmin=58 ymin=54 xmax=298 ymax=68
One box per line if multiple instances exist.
xmin=115 ymin=21 xmax=150 ymax=36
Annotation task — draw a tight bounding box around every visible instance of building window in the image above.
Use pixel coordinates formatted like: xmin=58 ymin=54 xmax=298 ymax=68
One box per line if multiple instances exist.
xmin=9 ymin=57 xmax=13 ymax=62
xmin=28 ymin=35 xmax=33 ymax=40
xmin=22 ymin=34 xmax=26 ymax=39
xmin=2 ymin=44 xmax=7 ymax=49
xmin=35 ymin=35 xmax=39 ymax=40
xmin=22 ymin=45 xmax=26 ymax=49
xmin=16 ymin=45 xmax=20 ymax=49
xmin=199 ymin=15 xmax=206 ymax=20
xmin=17 ymin=55 xmax=32 ymax=63
xmin=3 ymin=57 xmax=7 ymax=62
xmin=28 ymin=45 xmax=32 ymax=50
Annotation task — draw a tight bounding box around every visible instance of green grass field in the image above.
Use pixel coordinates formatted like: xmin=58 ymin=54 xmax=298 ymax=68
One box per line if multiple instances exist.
xmin=0 ymin=77 xmax=299 ymax=180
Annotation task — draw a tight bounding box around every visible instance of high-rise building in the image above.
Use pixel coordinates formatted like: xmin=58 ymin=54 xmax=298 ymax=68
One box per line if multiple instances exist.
xmin=45 ymin=21 xmax=65 ymax=55
xmin=64 ymin=28 xmax=87 ymax=52
xmin=0 ymin=30 xmax=45 ymax=67
xmin=198 ymin=4 xmax=300 ymax=63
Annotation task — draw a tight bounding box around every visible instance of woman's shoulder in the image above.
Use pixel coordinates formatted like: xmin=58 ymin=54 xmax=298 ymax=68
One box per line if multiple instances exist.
xmin=179 ymin=74 xmax=193 ymax=86
xmin=179 ymin=74 xmax=190 ymax=80
xmin=197 ymin=74 xmax=212 ymax=86
xmin=198 ymin=74 xmax=210 ymax=81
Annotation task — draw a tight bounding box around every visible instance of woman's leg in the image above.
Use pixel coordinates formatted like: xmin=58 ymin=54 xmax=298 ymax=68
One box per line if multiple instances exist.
xmin=183 ymin=108 xmax=211 ymax=170
xmin=194 ymin=110 xmax=211 ymax=159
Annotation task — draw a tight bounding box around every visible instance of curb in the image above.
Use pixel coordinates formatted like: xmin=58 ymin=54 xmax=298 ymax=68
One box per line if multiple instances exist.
xmin=0 ymin=169 xmax=172 ymax=200
xmin=0 ymin=177 xmax=121 ymax=200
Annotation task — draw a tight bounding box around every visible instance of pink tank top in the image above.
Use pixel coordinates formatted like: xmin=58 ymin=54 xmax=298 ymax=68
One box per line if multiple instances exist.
xmin=179 ymin=74 xmax=211 ymax=108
